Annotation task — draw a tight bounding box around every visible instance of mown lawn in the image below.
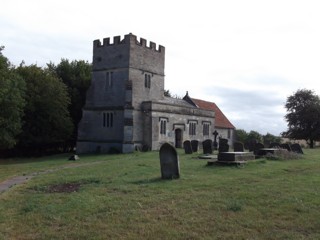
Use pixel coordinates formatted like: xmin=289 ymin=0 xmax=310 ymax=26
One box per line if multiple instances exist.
xmin=0 ymin=149 xmax=320 ymax=239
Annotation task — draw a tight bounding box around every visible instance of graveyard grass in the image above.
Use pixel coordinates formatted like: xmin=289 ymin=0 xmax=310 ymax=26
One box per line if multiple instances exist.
xmin=1 ymin=149 xmax=320 ymax=239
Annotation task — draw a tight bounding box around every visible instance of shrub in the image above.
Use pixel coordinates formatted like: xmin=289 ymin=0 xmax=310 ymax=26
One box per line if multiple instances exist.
xmin=265 ymin=149 xmax=302 ymax=160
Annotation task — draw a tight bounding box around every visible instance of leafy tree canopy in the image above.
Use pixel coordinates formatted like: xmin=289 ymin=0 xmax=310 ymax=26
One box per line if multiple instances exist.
xmin=47 ymin=59 xmax=91 ymax=146
xmin=283 ymin=89 xmax=320 ymax=148
xmin=16 ymin=64 xmax=73 ymax=152
xmin=235 ymin=129 xmax=248 ymax=143
xmin=0 ymin=47 xmax=26 ymax=149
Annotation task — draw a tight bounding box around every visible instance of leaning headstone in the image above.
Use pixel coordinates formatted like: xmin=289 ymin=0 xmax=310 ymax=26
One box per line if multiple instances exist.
xmin=291 ymin=143 xmax=303 ymax=154
xmin=234 ymin=141 xmax=244 ymax=152
xmin=191 ymin=140 xmax=199 ymax=152
xmin=159 ymin=143 xmax=180 ymax=179
xmin=254 ymin=142 xmax=264 ymax=156
xmin=183 ymin=140 xmax=193 ymax=154
xmin=219 ymin=138 xmax=228 ymax=145
xmin=219 ymin=143 xmax=229 ymax=153
xmin=202 ymin=139 xmax=213 ymax=154
xmin=280 ymin=143 xmax=292 ymax=152
xmin=218 ymin=138 xmax=229 ymax=153
xmin=269 ymin=142 xmax=280 ymax=148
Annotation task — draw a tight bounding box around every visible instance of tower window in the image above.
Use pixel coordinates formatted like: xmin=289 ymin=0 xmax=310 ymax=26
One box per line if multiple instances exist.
xmin=144 ymin=74 xmax=151 ymax=88
xmin=189 ymin=121 xmax=197 ymax=136
xmin=105 ymin=71 xmax=113 ymax=90
xmin=103 ymin=112 xmax=114 ymax=128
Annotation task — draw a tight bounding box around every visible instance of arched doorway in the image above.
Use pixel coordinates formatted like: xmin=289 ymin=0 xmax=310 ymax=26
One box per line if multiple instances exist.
xmin=175 ymin=129 xmax=182 ymax=148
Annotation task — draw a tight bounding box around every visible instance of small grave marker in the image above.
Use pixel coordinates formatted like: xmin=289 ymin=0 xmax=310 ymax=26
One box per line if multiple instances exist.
xmin=234 ymin=141 xmax=244 ymax=152
xmin=183 ymin=140 xmax=193 ymax=154
xmin=191 ymin=140 xmax=199 ymax=152
xmin=202 ymin=139 xmax=213 ymax=154
xmin=291 ymin=143 xmax=303 ymax=154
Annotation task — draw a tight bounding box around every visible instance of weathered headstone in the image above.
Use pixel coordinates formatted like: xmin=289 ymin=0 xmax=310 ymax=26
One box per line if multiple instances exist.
xmin=291 ymin=143 xmax=303 ymax=154
xmin=280 ymin=143 xmax=292 ymax=151
xmin=247 ymin=139 xmax=257 ymax=152
xmin=218 ymin=138 xmax=229 ymax=153
xmin=159 ymin=143 xmax=180 ymax=179
xmin=183 ymin=140 xmax=193 ymax=154
xmin=269 ymin=142 xmax=280 ymax=148
xmin=234 ymin=141 xmax=244 ymax=152
xmin=219 ymin=138 xmax=228 ymax=145
xmin=202 ymin=139 xmax=213 ymax=154
xmin=191 ymin=140 xmax=199 ymax=152
xmin=254 ymin=142 xmax=264 ymax=156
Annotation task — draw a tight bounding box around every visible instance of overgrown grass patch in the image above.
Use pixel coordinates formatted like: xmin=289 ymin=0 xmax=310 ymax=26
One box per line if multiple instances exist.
xmin=1 ymin=149 xmax=320 ymax=239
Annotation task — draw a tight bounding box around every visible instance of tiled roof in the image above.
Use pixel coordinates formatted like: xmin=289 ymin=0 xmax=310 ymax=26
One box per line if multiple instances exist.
xmin=191 ymin=98 xmax=235 ymax=129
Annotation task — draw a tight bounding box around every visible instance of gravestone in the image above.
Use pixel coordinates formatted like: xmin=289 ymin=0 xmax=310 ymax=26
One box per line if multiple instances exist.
xmin=291 ymin=143 xmax=303 ymax=154
xmin=247 ymin=139 xmax=257 ymax=152
xmin=280 ymin=143 xmax=292 ymax=151
xmin=183 ymin=140 xmax=193 ymax=154
xmin=159 ymin=143 xmax=180 ymax=179
xmin=254 ymin=142 xmax=264 ymax=156
xmin=218 ymin=138 xmax=229 ymax=153
xmin=269 ymin=142 xmax=280 ymax=148
xmin=234 ymin=141 xmax=244 ymax=152
xmin=202 ymin=139 xmax=213 ymax=154
xmin=191 ymin=140 xmax=199 ymax=153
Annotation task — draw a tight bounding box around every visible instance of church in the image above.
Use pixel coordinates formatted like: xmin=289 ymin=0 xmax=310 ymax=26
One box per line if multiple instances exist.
xmin=76 ymin=33 xmax=235 ymax=154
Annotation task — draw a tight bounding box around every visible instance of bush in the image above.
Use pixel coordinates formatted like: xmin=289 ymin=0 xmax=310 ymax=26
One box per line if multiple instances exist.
xmin=265 ymin=149 xmax=302 ymax=160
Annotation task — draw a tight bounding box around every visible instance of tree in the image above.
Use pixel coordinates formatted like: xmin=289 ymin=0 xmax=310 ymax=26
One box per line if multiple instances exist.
xmin=47 ymin=59 xmax=91 ymax=147
xmin=164 ymin=89 xmax=172 ymax=97
xmin=247 ymin=130 xmax=262 ymax=143
xmin=16 ymin=64 xmax=73 ymax=154
xmin=263 ymin=133 xmax=281 ymax=146
xmin=235 ymin=129 xmax=248 ymax=143
xmin=283 ymin=89 xmax=320 ymax=148
xmin=0 ymin=46 xmax=26 ymax=150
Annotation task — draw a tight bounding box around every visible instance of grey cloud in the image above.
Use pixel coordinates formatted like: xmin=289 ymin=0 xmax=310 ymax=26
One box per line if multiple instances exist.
xmin=205 ymin=86 xmax=287 ymax=135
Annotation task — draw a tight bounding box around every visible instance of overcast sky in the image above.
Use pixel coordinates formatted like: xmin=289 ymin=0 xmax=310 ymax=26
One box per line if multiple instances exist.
xmin=2 ymin=0 xmax=320 ymax=136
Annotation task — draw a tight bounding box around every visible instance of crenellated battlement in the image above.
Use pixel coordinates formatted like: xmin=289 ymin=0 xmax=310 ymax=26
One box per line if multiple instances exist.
xmin=93 ymin=33 xmax=165 ymax=53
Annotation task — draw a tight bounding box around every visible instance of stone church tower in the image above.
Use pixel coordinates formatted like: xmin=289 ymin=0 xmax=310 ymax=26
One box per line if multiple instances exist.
xmin=77 ymin=33 xmax=216 ymax=154
xmin=77 ymin=33 xmax=166 ymax=153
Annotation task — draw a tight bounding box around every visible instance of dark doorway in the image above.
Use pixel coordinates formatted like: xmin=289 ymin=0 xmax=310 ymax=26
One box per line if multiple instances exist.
xmin=175 ymin=129 xmax=182 ymax=148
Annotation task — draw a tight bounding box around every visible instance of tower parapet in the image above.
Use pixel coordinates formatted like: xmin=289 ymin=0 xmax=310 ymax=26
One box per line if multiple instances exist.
xmin=93 ymin=33 xmax=165 ymax=53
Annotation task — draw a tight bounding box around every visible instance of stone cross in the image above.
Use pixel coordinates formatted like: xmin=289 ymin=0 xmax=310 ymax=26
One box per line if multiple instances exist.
xmin=212 ymin=130 xmax=219 ymax=150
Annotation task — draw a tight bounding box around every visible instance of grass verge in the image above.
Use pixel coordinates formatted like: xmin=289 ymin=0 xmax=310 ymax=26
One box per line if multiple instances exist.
xmin=1 ymin=149 xmax=320 ymax=239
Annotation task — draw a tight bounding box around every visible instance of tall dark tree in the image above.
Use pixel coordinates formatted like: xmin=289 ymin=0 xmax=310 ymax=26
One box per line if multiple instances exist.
xmin=247 ymin=130 xmax=262 ymax=143
xmin=235 ymin=129 xmax=248 ymax=143
xmin=47 ymin=59 xmax=91 ymax=147
xmin=0 ymin=46 xmax=26 ymax=150
xmin=283 ymin=89 xmax=320 ymax=148
xmin=16 ymin=64 xmax=73 ymax=154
